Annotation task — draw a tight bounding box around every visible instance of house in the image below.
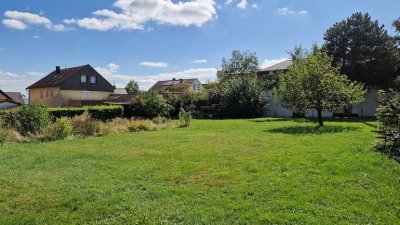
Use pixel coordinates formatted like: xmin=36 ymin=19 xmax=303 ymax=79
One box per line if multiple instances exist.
xmin=149 ymin=78 xmax=203 ymax=94
xmin=0 ymin=90 xmax=22 ymax=110
xmin=260 ymin=60 xmax=379 ymax=118
xmin=27 ymin=65 xmax=115 ymax=107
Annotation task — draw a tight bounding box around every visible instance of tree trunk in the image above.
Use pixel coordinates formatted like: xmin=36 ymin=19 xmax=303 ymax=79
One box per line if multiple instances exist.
xmin=317 ymin=108 xmax=324 ymax=127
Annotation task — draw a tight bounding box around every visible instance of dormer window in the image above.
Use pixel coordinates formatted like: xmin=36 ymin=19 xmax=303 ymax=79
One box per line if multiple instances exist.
xmin=81 ymin=75 xmax=87 ymax=83
xmin=90 ymin=75 xmax=97 ymax=84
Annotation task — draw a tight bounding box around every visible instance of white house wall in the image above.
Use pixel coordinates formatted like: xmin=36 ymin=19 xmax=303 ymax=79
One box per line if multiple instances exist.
xmin=264 ymin=88 xmax=379 ymax=118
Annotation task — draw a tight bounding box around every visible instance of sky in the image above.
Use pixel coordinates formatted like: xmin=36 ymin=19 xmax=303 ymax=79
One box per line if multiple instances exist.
xmin=0 ymin=0 xmax=399 ymax=94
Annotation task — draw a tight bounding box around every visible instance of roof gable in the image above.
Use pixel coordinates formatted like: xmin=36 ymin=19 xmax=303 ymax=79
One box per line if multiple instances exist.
xmin=27 ymin=64 xmax=115 ymax=92
xmin=149 ymin=78 xmax=198 ymax=91
xmin=27 ymin=65 xmax=89 ymax=89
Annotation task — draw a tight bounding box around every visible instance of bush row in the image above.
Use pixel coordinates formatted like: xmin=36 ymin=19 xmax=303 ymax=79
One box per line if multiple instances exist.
xmin=48 ymin=105 xmax=123 ymax=121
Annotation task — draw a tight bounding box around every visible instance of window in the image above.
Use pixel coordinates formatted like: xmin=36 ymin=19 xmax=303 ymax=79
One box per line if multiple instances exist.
xmin=90 ymin=75 xmax=96 ymax=84
xmin=192 ymin=84 xmax=196 ymax=90
xmin=81 ymin=75 xmax=87 ymax=83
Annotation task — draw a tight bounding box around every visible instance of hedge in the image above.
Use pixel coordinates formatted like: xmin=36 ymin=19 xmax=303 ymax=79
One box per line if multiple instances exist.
xmin=48 ymin=105 xmax=123 ymax=121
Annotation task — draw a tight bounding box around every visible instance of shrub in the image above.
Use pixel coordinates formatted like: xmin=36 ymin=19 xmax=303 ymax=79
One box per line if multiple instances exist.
xmin=44 ymin=117 xmax=73 ymax=141
xmin=166 ymin=92 xmax=209 ymax=119
xmin=48 ymin=105 xmax=123 ymax=121
xmin=128 ymin=91 xmax=173 ymax=119
xmin=98 ymin=123 xmax=112 ymax=136
xmin=71 ymin=112 xmax=101 ymax=136
xmin=375 ymin=90 xmax=400 ymax=160
xmin=0 ymin=110 xmax=20 ymax=130
xmin=216 ymin=75 xmax=267 ymax=118
xmin=128 ymin=120 xmax=155 ymax=132
xmin=0 ymin=128 xmax=25 ymax=144
xmin=178 ymin=108 xmax=192 ymax=127
xmin=17 ymin=104 xmax=51 ymax=135
xmin=152 ymin=116 xmax=168 ymax=125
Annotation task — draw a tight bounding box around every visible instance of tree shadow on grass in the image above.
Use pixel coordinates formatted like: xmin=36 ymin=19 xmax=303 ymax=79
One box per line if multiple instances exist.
xmin=250 ymin=118 xmax=291 ymax=123
xmin=267 ymin=125 xmax=360 ymax=135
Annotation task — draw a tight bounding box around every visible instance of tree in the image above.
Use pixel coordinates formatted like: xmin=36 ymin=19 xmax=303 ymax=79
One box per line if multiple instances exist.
xmin=275 ymin=49 xmax=366 ymax=126
xmin=324 ymin=12 xmax=398 ymax=86
xmin=129 ymin=91 xmax=172 ymax=118
xmin=216 ymin=75 xmax=267 ymax=118
xmin=393 ymin=18 xmax=400 ymax=33
xmin=217 ymin=50 xmax=259 ymax=80
xmin=125 ymin=80 xmax=140 ymax=94
xmin=287 ymin=44 xmax=308 ymax=61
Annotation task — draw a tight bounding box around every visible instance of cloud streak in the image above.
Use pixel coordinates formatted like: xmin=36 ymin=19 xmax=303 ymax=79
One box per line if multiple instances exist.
xmin=64 ymin=0 xmax=217 ymax=31
xmin=2 ymin=11 xmax=70 ymax=31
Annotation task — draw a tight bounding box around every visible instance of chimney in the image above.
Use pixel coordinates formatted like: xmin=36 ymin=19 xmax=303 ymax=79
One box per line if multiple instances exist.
xmin=172 ymin=78 xmax=176 ymax=81
xmin=56 ymin=66 xmax=61 ymax=74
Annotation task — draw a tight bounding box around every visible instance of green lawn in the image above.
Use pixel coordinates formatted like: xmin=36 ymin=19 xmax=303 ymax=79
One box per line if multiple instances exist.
xmin=0 ymin=119 xmax=399 ymax=224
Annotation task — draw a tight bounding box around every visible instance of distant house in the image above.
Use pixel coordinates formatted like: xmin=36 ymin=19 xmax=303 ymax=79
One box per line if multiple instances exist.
xmin=259 ymin=60 xmax=379 ymax=118
xmin=27 ymin=65 xmax=115 ymax=107
xmin=149 ymin=78 xmax=203 ymax=94
xmin=0 ymin=90 xmax=22 ymax=110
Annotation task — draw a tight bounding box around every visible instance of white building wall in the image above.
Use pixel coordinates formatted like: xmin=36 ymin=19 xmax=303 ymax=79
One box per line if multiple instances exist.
xmin=264 ymin=88 xmax=379 ymax=118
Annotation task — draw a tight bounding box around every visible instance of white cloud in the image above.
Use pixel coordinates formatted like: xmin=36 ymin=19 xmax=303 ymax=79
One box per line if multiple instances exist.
xmin=261 ymin=58 xmax=289 ymax=69
xmin=2 ymin=11 xmax=70 ymax=31
xmin=95 ymin=63 xmax=217 ymax=90
xmin=191 ymin=59 xmax=207 ymax=64
xmin=251 ymin=3 xmax=258 ymax=9
xmin=2 ymin=19 xmax=27 ymax=30
xmin=277 ymin=7 xmax=308 ymax=16
xmin=225 ymin=0 xmax=233 ymax=5
xmin=237 ymin=0 xmax=248 ymax=10
xmin=65 ymin=0 xmax=217 ymax=31
xmin=106 ymin=63 xmax=120 ymax=72
xmin=140 ymin=61 xmax=169 ymax=68
xmin=0 ymin=69 xmax=46 ymax=94
xmin=33 ymin=35 xmax=41 ymax=39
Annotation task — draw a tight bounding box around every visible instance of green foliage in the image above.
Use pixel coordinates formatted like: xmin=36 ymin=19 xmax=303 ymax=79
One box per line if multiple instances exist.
xmin=48 ymin=105 xmax=123 ymax=121
xmin=167 ymin=92 xmax=208 ymax=118
xmin=216 ymin=75 xmax=267 ymax=118
xmin=217 ymin=50 xmax=259 ymax=80
xmin=125 ymin=79 xmax=140 ymax=94
xmin=324 ymin=12 xmax=399 ymax=86
xmin=71 ymin=112 xmax=101 ymax=137
xmin=178 ymin=108 xmax=192 ymax=127
xmin=12 ymin=104 xmax=51 ymax=135
xmin=275 ymin=48 xmax=366 ymax=126
xmin=44 ymin=117 xmax=73 ymax=141
xmin=129 ymin=91 xmax=173 ymax=119
xmin=375 ymin=90 xmax=400 ymax=160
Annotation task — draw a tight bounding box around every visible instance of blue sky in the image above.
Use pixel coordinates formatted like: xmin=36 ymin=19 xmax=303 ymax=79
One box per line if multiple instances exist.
xmin=0 ymin=0 xmax=399 ymax=94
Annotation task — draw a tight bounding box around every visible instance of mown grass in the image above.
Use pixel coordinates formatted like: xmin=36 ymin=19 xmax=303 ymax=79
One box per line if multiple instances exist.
xmin=0 ymin=119 xmax=399 ymax=224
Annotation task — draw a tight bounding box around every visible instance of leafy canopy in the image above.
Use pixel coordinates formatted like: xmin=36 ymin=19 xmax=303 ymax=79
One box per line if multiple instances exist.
xmin=275 ymin=48 xmax=366 ymax=126
xmin=324 ymin=12 xmax=398 ymax=86
xmin=125 ymin=80 xmax=140 ymax=94
xmin=217 ymin=50 xmax=259 ymax=80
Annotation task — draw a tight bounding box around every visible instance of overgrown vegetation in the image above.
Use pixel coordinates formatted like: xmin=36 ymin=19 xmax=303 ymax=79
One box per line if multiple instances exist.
xmin=128 ymin=91 xmax=173 ymax=119
xmin=375 ymin=90 xmax=400 ymax=160
xmin=48 ymin=105 xmax=123 ymax=121
xmin=0 ymin=105 xmax=180 ymax=145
